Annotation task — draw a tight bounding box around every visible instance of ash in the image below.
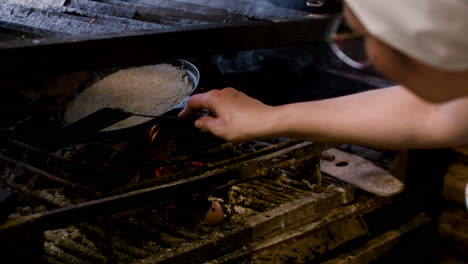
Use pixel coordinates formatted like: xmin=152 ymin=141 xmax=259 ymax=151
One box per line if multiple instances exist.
xmin=36 ymin=188 xmax=71 ymax=207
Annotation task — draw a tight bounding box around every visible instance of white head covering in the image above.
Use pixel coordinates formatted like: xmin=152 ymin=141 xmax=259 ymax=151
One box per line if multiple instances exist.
xmin=345 ymin=0 xmax=468 ymax=72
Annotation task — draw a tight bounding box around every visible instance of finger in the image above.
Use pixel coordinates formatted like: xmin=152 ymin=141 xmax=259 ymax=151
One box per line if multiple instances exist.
xmin=223 ymin=87 xmax=237 ymax=93
xmin=223 ymin=87 xmax=241 ymax=96
xmin=178 ymin=93 xmax=215 ymax=118
xmin=194 ymin=116 xmax=218 ymax=133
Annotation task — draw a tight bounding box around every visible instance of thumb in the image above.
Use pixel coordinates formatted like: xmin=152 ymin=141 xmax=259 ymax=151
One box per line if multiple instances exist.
xmin=194 ymin=116 xmax=218 ymax=133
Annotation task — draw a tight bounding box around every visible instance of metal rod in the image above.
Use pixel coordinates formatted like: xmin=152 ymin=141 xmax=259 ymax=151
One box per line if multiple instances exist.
xmin=0 ymin=153 xmax=101 ymax=196
xmin=0 ymin=17 xmax=334 ymax=77
xmin=0 ymin=142 xmax=331 ymax=232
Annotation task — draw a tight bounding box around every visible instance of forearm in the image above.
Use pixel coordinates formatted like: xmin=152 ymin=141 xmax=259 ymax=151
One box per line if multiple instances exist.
xmin=266 ymin=85 xmax=467 ymax=149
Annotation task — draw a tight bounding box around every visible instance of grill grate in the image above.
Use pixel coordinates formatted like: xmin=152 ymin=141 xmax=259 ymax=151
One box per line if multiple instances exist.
xmin=0 ymin=137 xmax=356 ymax=264
xmin=0 ymin=0 xmax=334 ymax=75
xmin=38 ymin=172 xmax=350 ymax=264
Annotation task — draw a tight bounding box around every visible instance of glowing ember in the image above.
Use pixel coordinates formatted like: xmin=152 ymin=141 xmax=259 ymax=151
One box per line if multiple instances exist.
xmin=147 ymin=125 xmax=161 ymax=144
xmin=190 ymin=161 xmax=204 ymax=167
xmin=135 ymin=161 xmax=205 ymax=182
xmin=154 ymin=166 xmax=175 ymax=177
xmin=154 ymin=161 xmax=204 ymax=178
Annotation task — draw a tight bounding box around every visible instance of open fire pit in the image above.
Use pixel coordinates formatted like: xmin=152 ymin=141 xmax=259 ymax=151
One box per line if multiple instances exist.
xmin=0 ymin=1 xmax=439 ymax=264
xmin=0 ymin=62 xmax=420 ymax=263
xmin=0 ymin=117 xmax=395 ymax=264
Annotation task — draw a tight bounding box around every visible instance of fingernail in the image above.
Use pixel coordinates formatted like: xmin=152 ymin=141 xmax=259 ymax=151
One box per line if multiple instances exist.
xmin=194 ymin=119 xmax=202 ymax=128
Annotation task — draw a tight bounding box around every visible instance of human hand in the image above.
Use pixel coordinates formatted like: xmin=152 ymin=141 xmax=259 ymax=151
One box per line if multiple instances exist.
xmin=178 ymin=87 xmax=275 ymax=142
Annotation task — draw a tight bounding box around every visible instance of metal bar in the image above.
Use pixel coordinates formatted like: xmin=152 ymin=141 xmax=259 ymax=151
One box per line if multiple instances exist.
xmin=0 ymin=20 xmax=59 ymax=37
xmin=0 ymin=16 xmax=333 ymax=77
xmin=0 ymin=142 xmax=330 ymax=232
xmin=95 ymin=0 xmax=247 ymax=24
xmin=0 ymin=153 xmax=101 ymax=196
xmin=6 ymin=139 xmax=124 ymax=192
xmin=116 ymin=0 xmax=235 ymax=16
xmin=108 ymin=139 xmax=312 ymax=195
xmin=65 ymin=0 xmax=137 ymax=19
xmin=0 ymin=4 xmax=131 ymax=36
xmin=316 ymin=66 xmax=396 ymax=88
xmin=172 ymin=0 xmax=309 ymax=18
xmin=0 ymin=25 xmax=43 ymax=41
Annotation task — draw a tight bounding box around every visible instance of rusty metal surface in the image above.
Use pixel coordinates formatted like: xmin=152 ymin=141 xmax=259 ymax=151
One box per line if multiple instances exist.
xmin=0 ymin=16 xmax=333 ymax=76
xmin=321 ymin=148 xmax=405 ymax=197
xmin=0 ymin=0 xmax=335 ymax=76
